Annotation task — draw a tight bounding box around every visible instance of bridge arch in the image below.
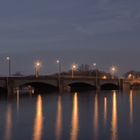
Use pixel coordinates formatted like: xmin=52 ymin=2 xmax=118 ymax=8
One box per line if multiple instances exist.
xmin=0 ymin=87 xmax=7 ymax=94
xmin=101 ymin=83 xmax=119 ymax=90
xmin=130 ymin=82 xmax=140 ymax=89
xmin=19 ymin=82 xmax=58 ymax=93
xmin=68 ymin=82 xmax=96 ymax=92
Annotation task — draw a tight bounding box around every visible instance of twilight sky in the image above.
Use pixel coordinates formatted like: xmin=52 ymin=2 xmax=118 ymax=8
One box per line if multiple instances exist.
xmin=0 ymin=0 xmax=140 ymax=75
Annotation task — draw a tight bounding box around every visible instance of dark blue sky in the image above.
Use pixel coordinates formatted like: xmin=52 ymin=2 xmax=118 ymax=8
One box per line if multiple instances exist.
xmin=0 ymin=0 xmax=140 ymax=75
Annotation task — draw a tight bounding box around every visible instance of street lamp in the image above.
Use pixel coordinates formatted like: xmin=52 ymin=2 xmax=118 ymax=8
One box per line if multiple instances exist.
xmin=128 ymin=74 xmax=132 ymax=79
xmin=93 ymin=63 xmax=98 ymax=89
xmin=102 ymin=75 xmax=107 ymax=80
xmin=93 ymin=63 xmax=96 ymax=68
xmin=6 ymin=56 xmax=11 ymax=76
xmin=56 ymin=59 xmax=61 ymax=91
xmin=111 ymin=66 xmax=117 ymax=79
xmin=56 ymin=60 xmax=61 ymax=75
xmin=35 ymin=61 xmax=41 ymax=78
xmin=71 ymin=64 xmax=77 ymax=78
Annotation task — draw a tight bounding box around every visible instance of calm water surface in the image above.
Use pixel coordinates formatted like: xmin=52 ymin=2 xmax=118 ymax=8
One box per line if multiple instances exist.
xmin=0 ymin=90 xmax=140 ymax=140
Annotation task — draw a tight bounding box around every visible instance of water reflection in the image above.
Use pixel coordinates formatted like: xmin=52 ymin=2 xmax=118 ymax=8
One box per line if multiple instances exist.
xmin=71 ymin=93 xmax=79 ymax=140
xmin=111 ymin=91 xmax=118 ymax=140
xmin=104 ymin=97 xmax=107 ymax=126
xmin=33 ymin=95 xmax=43 ymax=140
xmin=55 ymin=96 xmax=62 ymax=140
xmin=1 ymin=90 xmax=140 ymax=140
xmin=129 ymin=90 xmax=133 ymax=125
xmin=93 ymin=94 xmax=99 ymax=140
xmin=4 ymin=104 xmax=12 ymax=140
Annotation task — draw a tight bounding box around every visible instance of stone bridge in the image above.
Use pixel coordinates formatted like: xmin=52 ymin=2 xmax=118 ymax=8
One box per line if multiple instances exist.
xmin=124 ymin=79 xmax=140 ymax=89
xmin=0 ymin=76 xmax=123 ymax=94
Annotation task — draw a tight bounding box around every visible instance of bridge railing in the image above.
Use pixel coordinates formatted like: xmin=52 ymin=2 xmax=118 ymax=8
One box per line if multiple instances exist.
xmin=0 ymin=75 xmax=120 ymax=81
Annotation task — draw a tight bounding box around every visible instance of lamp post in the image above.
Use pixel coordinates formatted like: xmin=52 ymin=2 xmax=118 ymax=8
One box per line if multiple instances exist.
xmin=35 ymin=61 xmax=41 ymax=78
xmin=56 ymin=60 xmax=61 ymax=91
xmin=6 ymin=57 xmax=11 ymax=76
xmin=71 ymin=64 xmax=77 ymax=78
xmin=111 ymin=66 xmax=116 ymax=79
xmin=93 ymin=63 xmax=98 ymax=89
xmin=56 ymin=60 xmax=61 ymax=77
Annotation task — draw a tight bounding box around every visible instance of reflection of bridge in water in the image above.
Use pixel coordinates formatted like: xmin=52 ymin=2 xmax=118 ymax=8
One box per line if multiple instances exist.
xmin=0 ymin=76 xmax=125 ymax=94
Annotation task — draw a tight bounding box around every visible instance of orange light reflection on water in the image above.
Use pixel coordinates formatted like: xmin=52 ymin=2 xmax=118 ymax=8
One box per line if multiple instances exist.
xmin=130 ymin=90 xmax=133 ymax=125
xmin=71 ymin=93 xmax=79 ymax=140
xmin=5 ymin=104 xmax=12 ymax=140
xmin=33 ymin=95 xmax=43 ymax=140
xmin=93 ymin=94 xmax=98 ymax=140
xmin=104 ymin=97 xmax=107 ymax=126
xmin=55 ymin=96 xmax=62 ymax=140
xmin=111 ymin=91 xmax=118 ymax=140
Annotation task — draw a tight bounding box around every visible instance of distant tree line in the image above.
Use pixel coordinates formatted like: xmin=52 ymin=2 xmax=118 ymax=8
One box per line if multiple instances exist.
xmin=58 ymin=64 xmax=114 ymax=79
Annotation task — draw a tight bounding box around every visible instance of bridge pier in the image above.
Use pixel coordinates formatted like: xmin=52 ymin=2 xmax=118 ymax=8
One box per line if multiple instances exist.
xmin=59 ymin=82 xmax=64 ymax=93
xmin=96 ymin=78 xmax=100 ymax=91
xmin=5 ymin=78 xmax=16 ymax=95
xmin=119 ymin=79 xmax=124 ymax=90
xmin=6 ymin=77 xmax=14 ymax=95
xmin=59 ymin=78 xmax=71 ymax=92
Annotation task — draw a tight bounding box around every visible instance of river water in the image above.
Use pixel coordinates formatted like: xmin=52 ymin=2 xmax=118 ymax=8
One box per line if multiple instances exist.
xmin=0 ymin=89 xmax=140 ymax=140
